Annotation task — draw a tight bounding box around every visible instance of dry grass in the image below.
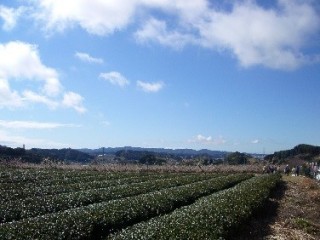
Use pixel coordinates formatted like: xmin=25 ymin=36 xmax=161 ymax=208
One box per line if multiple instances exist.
xmin=0 ymin=161 xmax=264 ymax=173
xmin=234 ymin=175 xmax=320 ymax=240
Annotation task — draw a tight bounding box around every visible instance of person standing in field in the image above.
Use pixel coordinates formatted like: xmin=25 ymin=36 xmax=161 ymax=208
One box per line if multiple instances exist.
xmin=313 ymin=164 xmax=318 ymax=178
xmin=295 ymin=165 xmax=300 ymax=176
xmin=284 ymin=165 xmax=290 ymax=176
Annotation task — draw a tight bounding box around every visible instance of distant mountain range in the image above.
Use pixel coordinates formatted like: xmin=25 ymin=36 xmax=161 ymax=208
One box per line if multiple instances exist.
xmin=79 ymin=146 xmax=265 ymax=159
xmin=0 ymin=145 xmax=265 ymax=164
xmin=79 ymin=146 xmax=230 ymax=158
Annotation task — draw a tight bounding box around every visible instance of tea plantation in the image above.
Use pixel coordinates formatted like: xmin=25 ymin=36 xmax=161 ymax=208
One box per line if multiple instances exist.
xmin=0 ymin=166 xmax=280 ymax=239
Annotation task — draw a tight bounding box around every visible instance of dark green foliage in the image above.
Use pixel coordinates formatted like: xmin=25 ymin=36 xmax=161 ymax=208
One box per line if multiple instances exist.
xmin=265 ymin=144 xmax=320 ymax=163
xmin=0 ymin=145 xmax=42 ymax=163
xmin=0 ymin=173 xmax=252 ymax=239
xmin=225 ymin=151 xmax=250 ymax=165
xmin=29 ymin=148 xmax=94 ymax=163
xmin=0 ymin=145 xmax=93 ymax=164
xmin=110 ymin=174 xmax=280 ymax=240
xmin=115 ymin=150 xmax=168 ymax=164
xmin=0 ymin=174 xmax=214 ymax=222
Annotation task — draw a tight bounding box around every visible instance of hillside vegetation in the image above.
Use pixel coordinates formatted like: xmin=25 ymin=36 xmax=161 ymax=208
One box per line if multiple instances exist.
xmin=0 ymin=145 xmax=93 ymax=164
xmin=265 ymin=144 xmax=320 ymax=164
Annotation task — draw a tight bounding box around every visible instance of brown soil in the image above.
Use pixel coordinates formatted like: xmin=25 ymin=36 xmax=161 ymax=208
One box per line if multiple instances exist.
xmin=232 ymin=175 xmax=320 ymax=240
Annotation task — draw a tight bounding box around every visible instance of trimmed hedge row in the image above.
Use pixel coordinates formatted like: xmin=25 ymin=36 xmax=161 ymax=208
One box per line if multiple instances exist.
xmin=0 ymin=170 xmax=145 ymax=187
xmin=0 ymin=174 xmax=252 ymax=239
xmin=0 ymin=173 xmax=215 ymax=223
xmin=109 ymin=173 xmax=281 ymax=239
xmin=0 ymin=168 xmax=105 ymax=183
xmin=0 ymin=172 xmax=179 ymax=202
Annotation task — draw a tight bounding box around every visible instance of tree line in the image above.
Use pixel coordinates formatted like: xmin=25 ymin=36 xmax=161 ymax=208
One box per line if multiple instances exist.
xmin=0 ymin=145 xmax=93 ymax=164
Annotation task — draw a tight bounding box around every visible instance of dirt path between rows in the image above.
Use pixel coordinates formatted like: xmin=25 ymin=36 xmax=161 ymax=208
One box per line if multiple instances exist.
xmin=232 ymin=175 xmax=320 ymax=240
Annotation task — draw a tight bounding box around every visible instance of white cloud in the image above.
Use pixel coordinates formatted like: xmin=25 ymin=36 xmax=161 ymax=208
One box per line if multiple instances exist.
xmin=0 ymin=41 xmax=85 ymax=112
xmin=32 ymin=0 xmax=139 ymax=35
xmin=0 ymin=120 xmax=79 ymax=129
xmin=0 ymin=41 xmax=52 ymax=78
xmin=0 ymin=5 xmax=23 ymax=31
xmin=251 ymin=139 xmax=260 ymax=144
xmin=0 ymin=129 xmax=45 ymax=148
xmin=43 ymin=77 xmax=63 ymax=97
xmin=196 ymin=134 xmax=212 ymax=143
xmin=137 ymin=80 xmax=164 ymax=93
xmin=30 ymin=0 xmax=209 ymax=35
xmin=75 ymin=52 xmax=104 ymax=64
xmin=62 ymin=91 xmax=86 ymax=113
xmin=196 ymin=0 xmax=320 ymax=70
xmin=100 ymin=71 xmax=130 ymax=87
xmin=0 ymin=78 xmax=23 ymax=108
xmin=22 ymin=90 xmax=59 ymax=109
xmin=0 ymin=129 xmax=69 ymax=149
xmin=0 ymin=41 xmax=62 ymax=96
xmin=190 ymin=134 xmax=227 ymax=146
xmin=28 ymin=0 xmax=320 ymax=70
xmin=135 ymin=18 xmax=196 ymax=49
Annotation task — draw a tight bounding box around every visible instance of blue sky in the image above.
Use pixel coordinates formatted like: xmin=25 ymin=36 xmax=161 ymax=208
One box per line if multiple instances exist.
xmin=0 ymin=0 xmax=319 ymax=153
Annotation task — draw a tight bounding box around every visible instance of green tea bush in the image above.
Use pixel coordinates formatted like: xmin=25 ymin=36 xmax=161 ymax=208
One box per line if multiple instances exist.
xmin=0 ymin=174 xmax=251 ymax=239
xmin=0 ymin=172 xmax=179 ymax=203
xmin=109 ymin=174 xmax=280 ymax=239
xmin=0 ymin=173 xmax=216 ymax=222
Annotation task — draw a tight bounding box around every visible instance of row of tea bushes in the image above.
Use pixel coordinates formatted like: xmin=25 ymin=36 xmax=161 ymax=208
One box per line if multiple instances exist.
xmin=0 ymin=172 xmax=181 ymax=201
xmin=0 ymin=173 xmax=216 ymax=222
xmin=0 ymin=168 xmax=104 ymax=183
xmin=0 ymin=170 xmax=146 ymax=188
xmin=109 ymin=174 xmax=280 ymax=239
xmin=0 ymin=174 xmax=251 ymax=239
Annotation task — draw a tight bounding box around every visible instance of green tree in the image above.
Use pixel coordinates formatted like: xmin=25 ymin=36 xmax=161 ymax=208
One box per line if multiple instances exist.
xmin=139 ymin=154 xmax=157 ymax=165
xmin=225 ymin=151 xmax=249 ymax=165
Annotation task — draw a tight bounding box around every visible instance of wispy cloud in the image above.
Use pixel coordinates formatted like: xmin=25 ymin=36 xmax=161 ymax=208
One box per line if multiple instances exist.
xmin=0 ymin=129 xmax=71 ymax=149
xmin=0 ymin=120 xmax=80 ymax=129
xmin=22 ymin=90 xmax=59 ymax=109
xmin=251 ymin=139 xmax=260 ymax=144
xmin=135 ymin=18 xmax=196 ymax=50
xmin=190 ymin=134 xmax=227 ymax=146
xmin=101 ymin=121 xmax=111 ymax=127
xmin=75 ymin=52 xmax=104 ymax=64
xmin=62 ymin=92 xmax=87 ymax=113
xmin=0 ymin=78 xmax=23 ymax=108
xmin=100 ymin=71 xmax=130 ymax=87
xmin=137 ymin=80 xmax=164 ymax=93
xmin=0 ymin=5 xmax=24 ymax=31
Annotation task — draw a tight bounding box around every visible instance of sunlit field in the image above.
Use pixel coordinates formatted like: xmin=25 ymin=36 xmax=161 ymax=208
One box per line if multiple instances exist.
xmin=0 ymin=165 xmax=279 ymax=239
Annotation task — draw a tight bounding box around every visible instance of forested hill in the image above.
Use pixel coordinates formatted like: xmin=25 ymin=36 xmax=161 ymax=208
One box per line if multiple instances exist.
xmin=265 ymin=144 xmax=320 ymax=163
xmin=0 ymin=145 xmax=93 ymax=164
xmin=79 ymin=147 xmax=229 ymax=159
xmin=29 ymin=148 xmax=94 ymax=163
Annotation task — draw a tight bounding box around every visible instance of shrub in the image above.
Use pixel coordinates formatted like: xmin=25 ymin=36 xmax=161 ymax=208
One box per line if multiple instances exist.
xmin=109 ymin=174 xmax=280 ymax=239
xmin=0 ymin=174 xmax=251 ymax=239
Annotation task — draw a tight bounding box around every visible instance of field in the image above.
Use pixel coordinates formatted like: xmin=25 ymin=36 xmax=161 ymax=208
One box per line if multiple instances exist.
xmin=0 ymin=165 xmax=281 ymax=239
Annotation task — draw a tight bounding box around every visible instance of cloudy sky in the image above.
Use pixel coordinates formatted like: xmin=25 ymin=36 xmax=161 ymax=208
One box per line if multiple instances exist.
xmin=0 ymin=0 xmax=319 ymax=153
